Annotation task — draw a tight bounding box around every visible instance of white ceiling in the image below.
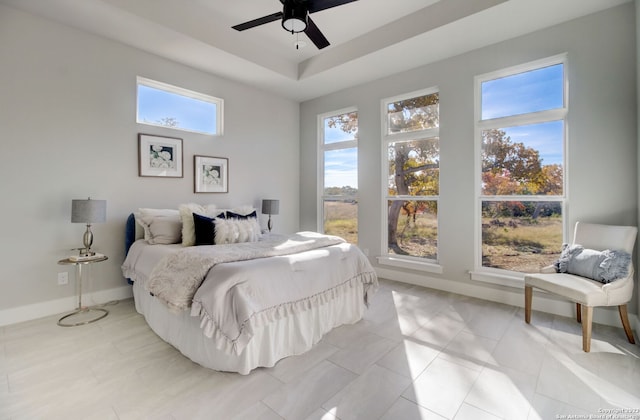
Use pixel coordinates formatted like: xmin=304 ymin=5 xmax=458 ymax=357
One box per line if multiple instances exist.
xmin=1 ymin=0 xmax=630 ymax=101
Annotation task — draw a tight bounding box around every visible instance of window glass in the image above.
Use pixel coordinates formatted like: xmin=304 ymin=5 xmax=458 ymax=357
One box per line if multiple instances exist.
xmin=324 ymin=199 xmax=358 ymax=244
xmin=323 ymin=113 xmax=357 ymax=144
xmin=320 ymin=110 xmax=358 ymax=244
xmin=137 ymin=77 xmax=223 ymax=135
xmin=481 ymin=64 xmax=563 ymax=120
xmin=387 ymin=92 xmax=439 ymax=134
xmin=477 ymin=58 xmax=566 ymax=274
xmin=388 ymin=200 xmax=437 ymax=259
xmin=481 ymin=201 xmax=563 ymax=272
xmin=383 ymin=89 xmax=440 ymax=263
xmin=482 ymin=121 xmax=563 ymax=195
xmin=388 ymin=138 xmax=439 ymax=196
xmin=324 ymin=148 xmax=358 ymax=189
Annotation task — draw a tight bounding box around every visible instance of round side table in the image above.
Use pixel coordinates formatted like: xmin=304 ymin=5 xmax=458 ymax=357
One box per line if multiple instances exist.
xmin=57 ymin=255 xmax=109 ymax=327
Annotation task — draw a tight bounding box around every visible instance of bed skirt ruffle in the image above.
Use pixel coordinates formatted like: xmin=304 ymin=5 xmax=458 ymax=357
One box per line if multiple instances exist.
xmin=190 ymin=272 xmax=378 ymax=355
xmin=133 ymin=273 xmax=376 ymax=374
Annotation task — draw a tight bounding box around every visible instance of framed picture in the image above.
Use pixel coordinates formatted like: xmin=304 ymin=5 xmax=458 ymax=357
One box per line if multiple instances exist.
xmin=194 ymin=155 xmax=228 ymax=193
xmin=138 ymin=133 xmax=183 ymax=177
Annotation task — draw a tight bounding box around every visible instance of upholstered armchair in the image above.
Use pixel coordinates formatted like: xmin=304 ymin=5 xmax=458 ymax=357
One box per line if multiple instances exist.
xmin=524 ymin=222 xmax=637 ymax=352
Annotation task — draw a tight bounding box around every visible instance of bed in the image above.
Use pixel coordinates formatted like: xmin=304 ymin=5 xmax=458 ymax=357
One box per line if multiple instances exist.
xmin=121 ymin=206 xmax=378 ymax=375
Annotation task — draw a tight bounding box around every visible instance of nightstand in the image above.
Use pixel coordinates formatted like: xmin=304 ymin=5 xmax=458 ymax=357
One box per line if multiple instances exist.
xmin=57 ymin=255 xmax=108 ymax=327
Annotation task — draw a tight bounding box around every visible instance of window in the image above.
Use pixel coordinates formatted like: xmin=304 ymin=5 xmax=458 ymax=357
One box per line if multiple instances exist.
xmin=475 ymin=55 xmax=566 ymax=277
xmin=381 ymin=89 xmax=440 ymax=269
xmin=319 ymin=109 xmax=358 ymax=244
xmin=137 ymin=77 xmax=223 ymax=136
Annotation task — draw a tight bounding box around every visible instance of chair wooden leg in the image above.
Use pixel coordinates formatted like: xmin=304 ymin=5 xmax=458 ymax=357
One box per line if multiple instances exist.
xmin=576 ymin=303 xmax=581 ymax=323
xmin=618 ymin=304 xmax=636 ymax=344
xmin=581 ymin=305 xmax=592 ymax=352
xmin=524 ymin=286 xmax=532 ymax=324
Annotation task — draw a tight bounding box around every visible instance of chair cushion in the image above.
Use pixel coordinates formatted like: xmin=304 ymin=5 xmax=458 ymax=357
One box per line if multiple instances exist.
xmin=524 ymin=273 xmax=611 ymax=306
xmin=554 ymin=244 xmax=631 ymax=283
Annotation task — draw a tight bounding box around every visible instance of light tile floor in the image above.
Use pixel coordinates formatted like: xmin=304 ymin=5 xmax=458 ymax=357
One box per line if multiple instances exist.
xmin=1 ymin=279 xmax=640 ymax=419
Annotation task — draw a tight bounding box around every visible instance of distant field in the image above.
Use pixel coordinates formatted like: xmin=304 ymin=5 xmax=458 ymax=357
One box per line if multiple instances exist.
xmin=324 ymin=202 xmax=562 ymax=272
xmin=482 ymin=216 xmax=562 ymax=272
xmin=324 ymin=201 xmax=358 ymax=244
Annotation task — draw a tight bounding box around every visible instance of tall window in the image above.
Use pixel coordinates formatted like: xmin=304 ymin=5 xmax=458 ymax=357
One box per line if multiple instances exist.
xmin=137 ymin=77 xmax=224 ymax=136
xmin=475 ymin=55 xmax=566 ymax=275
xmin=319 ymin=109 xmax=358 ymax=244
xmin=382 ymin=89 xmax=440 ymax=264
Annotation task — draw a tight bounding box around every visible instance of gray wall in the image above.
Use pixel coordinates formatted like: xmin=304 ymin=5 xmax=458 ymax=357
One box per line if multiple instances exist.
xmin=301 ymin=4 xmax=638 ymax=318
xmin=0 ymin=4 xmax=300 ymax=324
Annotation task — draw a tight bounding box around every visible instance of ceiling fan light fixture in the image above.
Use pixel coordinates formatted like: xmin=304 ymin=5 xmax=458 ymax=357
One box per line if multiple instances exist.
xmin=282 ymin=3 xmax=307 ymax=33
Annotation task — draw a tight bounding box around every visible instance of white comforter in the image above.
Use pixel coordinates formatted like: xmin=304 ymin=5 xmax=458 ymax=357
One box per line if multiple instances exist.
xmin=122 ymin=232 xmax=378 ymax=355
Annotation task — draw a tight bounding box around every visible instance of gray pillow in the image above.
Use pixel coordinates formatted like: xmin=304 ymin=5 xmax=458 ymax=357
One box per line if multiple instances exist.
xmin=555 ymin=243 xmax=631 ymax=283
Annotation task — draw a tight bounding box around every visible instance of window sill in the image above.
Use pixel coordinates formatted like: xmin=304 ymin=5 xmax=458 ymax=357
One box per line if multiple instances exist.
xmin=469 ymin=270 xmax=524 ymax=289
xmin=377 ymin=256 xmax=443 ymax=274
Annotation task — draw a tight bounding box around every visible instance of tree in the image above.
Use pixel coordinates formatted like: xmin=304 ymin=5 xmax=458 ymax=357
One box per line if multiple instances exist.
xmin=328 ymin=94 xmax=440 ymax=254
xmin=328 ymin=98 xmax=562 ymax=255
xmin=481 ymin=128 xmax=563 ymax=219
xmin=157 ymin=117 xmax=179 ymax=128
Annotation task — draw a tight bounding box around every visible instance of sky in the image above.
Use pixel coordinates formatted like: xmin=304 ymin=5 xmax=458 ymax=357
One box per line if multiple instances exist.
xmin=323 ymin=122 xmax=358 ymax=188
xmin=137 ymin=85 xmax=217 ymax=134
xmin=481 ymin=63 xmax=564 ymax=166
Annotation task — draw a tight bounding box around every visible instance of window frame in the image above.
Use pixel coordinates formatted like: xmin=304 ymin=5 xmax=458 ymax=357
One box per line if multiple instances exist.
xmin=378 ymin=87 xmax=443 ymax=274
xmin=136 ymin=76 xmax=224 ymax=136
xmin=317 ymin=107 xmax=359 ymax=241
xmin=472 ymin=54 xmax=568 ymax=285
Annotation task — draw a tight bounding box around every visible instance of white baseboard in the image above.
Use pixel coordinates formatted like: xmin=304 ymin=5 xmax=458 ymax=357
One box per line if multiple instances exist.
xmin=0 ymin=285 xmax=133 ymax=327
xmin=376 ymin=267 xmax=640 ymax=331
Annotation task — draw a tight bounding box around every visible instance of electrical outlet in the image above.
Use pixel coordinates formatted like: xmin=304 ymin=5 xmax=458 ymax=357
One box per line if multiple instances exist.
xmin=57 ymin=272 xmax=68 ymax=285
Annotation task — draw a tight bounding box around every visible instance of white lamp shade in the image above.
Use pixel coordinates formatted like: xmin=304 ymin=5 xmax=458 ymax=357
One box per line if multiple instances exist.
xmin=71 ymin=199 xmax=106 ymax=224
xmin=282 ymin=17 xmax=306 ymax=32
xmin=261 ymin=199 xmax=280 ymax=215
xmin=281 ymin=3 xmax=307 ymax=33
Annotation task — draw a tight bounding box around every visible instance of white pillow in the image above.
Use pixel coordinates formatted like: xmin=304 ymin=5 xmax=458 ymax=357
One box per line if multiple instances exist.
xmin=214 ymin=218 xmax=261 ymax=244
xmin=139 ymin=214 xmax=182 ymax=244
xmin=179 ymin=203 xmax=221 ymax=246
xmin=134 ymin=208 xmax=180 ymax=243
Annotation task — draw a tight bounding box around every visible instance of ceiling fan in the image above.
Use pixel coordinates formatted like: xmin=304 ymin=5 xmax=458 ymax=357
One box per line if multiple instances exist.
xmin=232 ymin=0 xmax=359 ymax=50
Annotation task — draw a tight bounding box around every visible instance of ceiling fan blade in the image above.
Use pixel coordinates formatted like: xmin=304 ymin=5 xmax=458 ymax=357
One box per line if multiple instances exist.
xmin=232 ymin=12 xmax=283 ymax=31
xmin=304 ymin=17 xmax=330 ymax=49
xmin=308 ymin=0 xmax=358 ymax=14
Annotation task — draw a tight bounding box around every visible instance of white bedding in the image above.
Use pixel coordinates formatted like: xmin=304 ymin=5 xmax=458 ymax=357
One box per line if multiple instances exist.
xmin=122 ymin=233 xmax=378 ymax=374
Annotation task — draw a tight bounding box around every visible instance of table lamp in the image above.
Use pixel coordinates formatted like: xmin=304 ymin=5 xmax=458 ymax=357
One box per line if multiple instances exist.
xmin=261 ymin=199 xmax=279 ymax=232
xmin=71 ymin=198 xmax=106 ymax=256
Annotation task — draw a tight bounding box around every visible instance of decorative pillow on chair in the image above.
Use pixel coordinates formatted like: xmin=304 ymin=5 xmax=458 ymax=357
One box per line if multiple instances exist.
xmin=193 ymin=212 xmax=226 ymax=246
xmin=554 ymin=243 xmax=631 ymax=283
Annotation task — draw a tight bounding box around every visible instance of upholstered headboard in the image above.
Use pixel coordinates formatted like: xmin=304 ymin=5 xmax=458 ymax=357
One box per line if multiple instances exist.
xmin=125 ymin=213 xmax=137 ymax=256
xmin=124 ymin=213 xmax=144 ymax=285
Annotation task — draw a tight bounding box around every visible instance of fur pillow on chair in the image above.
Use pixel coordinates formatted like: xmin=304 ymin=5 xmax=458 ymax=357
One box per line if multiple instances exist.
xmin=554 ymin=243 xmax=631 ymax=283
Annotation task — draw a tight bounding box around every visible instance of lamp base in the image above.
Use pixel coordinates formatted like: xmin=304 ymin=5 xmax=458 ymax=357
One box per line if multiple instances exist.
xmin=58 ymin=307 xmax=108 ymax=327
xmin=75 ymin=248 xmax=95 ymax=257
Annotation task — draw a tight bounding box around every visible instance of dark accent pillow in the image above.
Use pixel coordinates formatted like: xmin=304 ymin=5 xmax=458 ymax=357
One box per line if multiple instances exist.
xmin=226 ymin=210 xmax=257 ymax=220
xmin=193 ymin=212 xmax=225 ymax=245
xmin=554 ymin=243 xmax=631 ymax=283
